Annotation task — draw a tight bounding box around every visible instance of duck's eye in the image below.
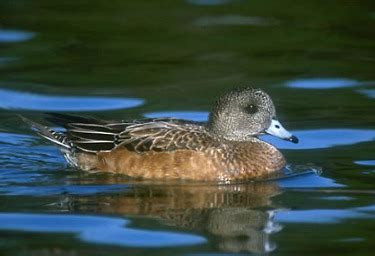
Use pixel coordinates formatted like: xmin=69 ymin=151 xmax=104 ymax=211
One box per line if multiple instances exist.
xmin=245 ymin=104 xmax=258 ymax=114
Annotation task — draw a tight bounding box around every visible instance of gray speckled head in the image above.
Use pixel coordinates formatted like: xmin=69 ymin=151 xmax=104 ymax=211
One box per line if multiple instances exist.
xmin=207 ymin=87 xmax=298 ymax=143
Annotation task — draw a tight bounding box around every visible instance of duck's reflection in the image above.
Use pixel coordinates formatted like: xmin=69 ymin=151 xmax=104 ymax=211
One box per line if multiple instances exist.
xmin=67 ymin=181 xmax=283 ymax=253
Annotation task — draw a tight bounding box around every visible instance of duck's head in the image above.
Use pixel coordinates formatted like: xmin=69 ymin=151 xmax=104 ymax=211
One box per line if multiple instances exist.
xmin=207 ymin=87 xmax=298 ymax=143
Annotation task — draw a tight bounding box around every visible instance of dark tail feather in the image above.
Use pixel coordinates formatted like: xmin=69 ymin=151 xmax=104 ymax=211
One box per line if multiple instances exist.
xmin=20 ymin=115 xmax=72 ymax=150
xmin=45 ymin=112 xmax=106 ymax=128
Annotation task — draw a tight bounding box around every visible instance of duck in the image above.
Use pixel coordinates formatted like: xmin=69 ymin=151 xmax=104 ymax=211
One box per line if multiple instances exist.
xmin=22 ymin=87 xmax=298 ymax=181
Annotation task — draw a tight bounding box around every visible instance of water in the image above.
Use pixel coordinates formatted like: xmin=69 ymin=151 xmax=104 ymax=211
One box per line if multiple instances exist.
xmin=0 ymin=0 xmax=374 ymax=255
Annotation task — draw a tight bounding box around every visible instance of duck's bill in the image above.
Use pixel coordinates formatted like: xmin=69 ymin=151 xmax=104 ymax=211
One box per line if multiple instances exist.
xmin=265 ymin=119 xmax=299 ymax=144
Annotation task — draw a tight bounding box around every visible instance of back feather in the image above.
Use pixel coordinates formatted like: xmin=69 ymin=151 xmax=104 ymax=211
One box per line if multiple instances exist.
xmin=23 ymin=113 xmax=218 ymax=154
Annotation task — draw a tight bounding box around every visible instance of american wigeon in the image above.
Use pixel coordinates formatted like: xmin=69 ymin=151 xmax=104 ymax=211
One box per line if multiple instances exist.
xmin=22 ymin=87 xmax=298 ymax=181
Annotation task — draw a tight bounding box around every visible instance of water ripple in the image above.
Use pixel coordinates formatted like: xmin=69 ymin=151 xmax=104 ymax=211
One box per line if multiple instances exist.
xmin=354 ymin=160 xmax=375 ymax=166
xmin=277 ymin=170 xmax=344 ymax=188
xmin=262 ymin=129 xmax=375 ymax=150
xmin=0 ymin=213 xmax=206 ymax=247
xmin=0 ymin=88 xmax=144 ymax=111
xmin=275 ymin=206 xmax=375 ymax=224
xmin=0 ymin=29 xmax=35 ymax=43
xmin=358 ymin=89 xmax=375 ymax=99
xmin=0 ymin=185 xmax=129 ymax=196
xmin=286 ymin=78 xmax=360 ymax=89
xmin=144 ymin=111 xmax=208 ymax=121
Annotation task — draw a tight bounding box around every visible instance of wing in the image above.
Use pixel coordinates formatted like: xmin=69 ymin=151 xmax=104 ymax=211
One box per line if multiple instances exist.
xmin=46 ymin=113 xmax=218 ymax=153
xmin=117 ymin=120 xmax=219 ymax=153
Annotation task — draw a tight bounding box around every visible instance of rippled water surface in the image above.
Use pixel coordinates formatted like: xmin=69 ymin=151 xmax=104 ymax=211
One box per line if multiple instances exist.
xmin=0 ymin=0 xmax=374 ymax=255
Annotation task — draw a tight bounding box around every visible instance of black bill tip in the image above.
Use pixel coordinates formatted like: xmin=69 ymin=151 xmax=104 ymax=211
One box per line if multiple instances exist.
xmin=288 ymin=135 xmax=299 ymax=144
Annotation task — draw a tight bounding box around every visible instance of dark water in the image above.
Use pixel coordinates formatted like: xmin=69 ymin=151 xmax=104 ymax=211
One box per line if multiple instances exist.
xmin=0 ymin=0 xmax=374 ymax=255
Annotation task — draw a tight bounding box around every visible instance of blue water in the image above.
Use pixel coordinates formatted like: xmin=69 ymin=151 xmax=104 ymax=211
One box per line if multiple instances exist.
xmin=0 ymin=213 xmax=206 ymax=247
xmin=0 ymin=88 xmax=144 ymax=111
xmin=0 ymin=29 xmax=35 ymax=43
xmin=1 ymin=93 xmax=374 ymax=255
xmin=285 ymin=78 xmax=361 ymax=89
